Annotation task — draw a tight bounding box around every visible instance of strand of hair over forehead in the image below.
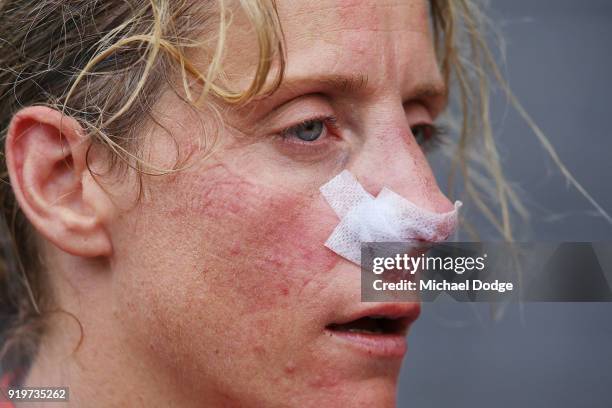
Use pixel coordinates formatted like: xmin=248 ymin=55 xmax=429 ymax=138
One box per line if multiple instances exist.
xmin=61 ymin=0 xmax=285 ymax=176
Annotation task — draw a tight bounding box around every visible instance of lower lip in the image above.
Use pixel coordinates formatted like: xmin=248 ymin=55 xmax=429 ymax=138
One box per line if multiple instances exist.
xmin=325 ymin=330 xmax=408 ymax=358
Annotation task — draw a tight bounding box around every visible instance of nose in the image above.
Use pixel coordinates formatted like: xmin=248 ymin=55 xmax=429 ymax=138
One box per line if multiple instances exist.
xmin=347 ymin=121 xmax=455 ymax=215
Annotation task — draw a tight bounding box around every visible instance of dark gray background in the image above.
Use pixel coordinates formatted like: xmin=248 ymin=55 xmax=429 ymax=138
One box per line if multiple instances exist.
xmin=398 ymin=1 xmax=612 ymax=407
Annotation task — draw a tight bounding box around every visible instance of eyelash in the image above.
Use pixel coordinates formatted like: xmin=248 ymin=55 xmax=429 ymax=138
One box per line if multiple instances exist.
xmin=280 ymin=115 xmax=339 ymax=142
xmin=411 ymin=123 xmax=447 ymax=152
xmin=279 ymin=116 xmax=446 ymax=151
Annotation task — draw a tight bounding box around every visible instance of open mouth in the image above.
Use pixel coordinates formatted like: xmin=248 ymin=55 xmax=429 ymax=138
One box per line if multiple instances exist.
xmin=326 ymin=315 xmax=410 ymax=336
xmin=323 ymin=304 xmax=420 ymax=358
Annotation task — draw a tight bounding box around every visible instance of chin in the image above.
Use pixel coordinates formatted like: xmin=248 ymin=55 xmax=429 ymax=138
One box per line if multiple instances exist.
xmin=316 ymin=378 xmax=398 ymax=408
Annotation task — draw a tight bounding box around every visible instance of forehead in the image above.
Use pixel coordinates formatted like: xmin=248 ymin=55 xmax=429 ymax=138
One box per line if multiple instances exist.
xmin=223 ymin=0 xmax=439 ymax=97
xmin=285 ymin=0 xmax=435 ymax=86
xmin=278 ymin=0 xmax=430 ymax=31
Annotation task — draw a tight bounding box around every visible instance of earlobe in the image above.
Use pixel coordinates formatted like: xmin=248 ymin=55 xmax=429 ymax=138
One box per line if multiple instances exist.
xmin=5 ymin=106 xmax=113 ymax=257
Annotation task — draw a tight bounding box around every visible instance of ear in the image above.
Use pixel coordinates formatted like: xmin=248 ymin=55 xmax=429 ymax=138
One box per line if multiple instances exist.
xmin=5 ymin=106 xmax=113 ymax=257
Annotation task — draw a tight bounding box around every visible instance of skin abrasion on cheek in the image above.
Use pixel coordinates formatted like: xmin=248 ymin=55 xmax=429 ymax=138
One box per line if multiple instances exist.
xmin=320 ymin=170 xmax=462 ymax=264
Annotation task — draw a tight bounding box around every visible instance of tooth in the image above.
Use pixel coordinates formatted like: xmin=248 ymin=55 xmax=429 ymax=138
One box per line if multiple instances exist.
xmin=346 ymin=328 xmax=384 ymax=334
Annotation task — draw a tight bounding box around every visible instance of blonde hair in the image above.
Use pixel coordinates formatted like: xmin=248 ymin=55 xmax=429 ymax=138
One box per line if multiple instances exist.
xmin=0 ymin=0 xmax=603 ymax=379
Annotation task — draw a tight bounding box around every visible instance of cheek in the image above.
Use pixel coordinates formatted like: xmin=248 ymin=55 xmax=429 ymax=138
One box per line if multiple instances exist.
xmin=166 ymin=164 xmax=339 ymax=312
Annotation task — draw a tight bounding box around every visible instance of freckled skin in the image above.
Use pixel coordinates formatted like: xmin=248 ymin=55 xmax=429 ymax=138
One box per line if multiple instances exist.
xmin=49 ymin=0 xmax=456 ymax=407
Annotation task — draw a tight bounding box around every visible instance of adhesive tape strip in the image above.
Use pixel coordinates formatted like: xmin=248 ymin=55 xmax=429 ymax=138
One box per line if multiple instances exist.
xmin=320 ymin=170 xmax=461 ymax=264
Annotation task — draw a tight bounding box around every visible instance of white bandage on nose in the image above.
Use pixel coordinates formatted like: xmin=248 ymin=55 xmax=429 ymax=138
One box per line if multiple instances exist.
xmin=320 ymin=170 xmax=462 ymax=265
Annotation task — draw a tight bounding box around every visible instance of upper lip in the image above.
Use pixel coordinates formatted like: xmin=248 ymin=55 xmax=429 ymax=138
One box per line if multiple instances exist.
xmin=326 ymin=302 xmax=421 ymax=335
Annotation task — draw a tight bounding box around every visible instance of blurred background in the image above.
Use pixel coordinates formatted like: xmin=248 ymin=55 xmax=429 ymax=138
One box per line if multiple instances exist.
xmin=398 ymin=1 xmax=612 ymax=406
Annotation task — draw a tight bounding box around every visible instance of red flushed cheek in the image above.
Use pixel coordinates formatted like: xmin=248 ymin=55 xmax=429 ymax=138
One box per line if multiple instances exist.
xmin=235 ymin=195 xmax=340 ymax=311
xmin=167 ymin=164 xmax=340 ymax=312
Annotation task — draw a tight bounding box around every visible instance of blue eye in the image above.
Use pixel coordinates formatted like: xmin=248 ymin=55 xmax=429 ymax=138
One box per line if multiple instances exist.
xmin=283 ymin=119 xmax=325 ymax=142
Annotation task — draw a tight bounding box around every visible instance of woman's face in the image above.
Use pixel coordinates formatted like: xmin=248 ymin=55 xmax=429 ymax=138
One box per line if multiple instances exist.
xmin=107 ymin=0 xmax=453 ymax=405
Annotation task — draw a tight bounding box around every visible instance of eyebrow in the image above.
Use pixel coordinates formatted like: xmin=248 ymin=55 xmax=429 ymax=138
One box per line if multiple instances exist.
xmin=244 ymin=72 xmax=448 ymax=118
xmin=265 ymin=73 xmax=372 ymax=103
xmin=318 ymin=73 xmax=370 ymax=94
xmin=408 ymin=82 xmax=448 ymax=102
xmin=277 ymin=73 xmax=446 ymax=103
